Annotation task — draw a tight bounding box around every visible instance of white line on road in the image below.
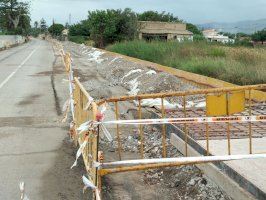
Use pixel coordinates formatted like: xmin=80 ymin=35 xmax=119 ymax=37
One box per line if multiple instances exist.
xmin=0 ymin=46 xmax=38 ymax=90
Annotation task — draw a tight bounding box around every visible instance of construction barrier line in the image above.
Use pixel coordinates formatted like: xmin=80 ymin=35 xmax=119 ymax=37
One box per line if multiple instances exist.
xmin=102 ymin=115 xmax=266 ymax=125
xmin=77 ymin=115 xmax=266 ymax=131
xmin=96 ymin=154 xmax=266 ymax=169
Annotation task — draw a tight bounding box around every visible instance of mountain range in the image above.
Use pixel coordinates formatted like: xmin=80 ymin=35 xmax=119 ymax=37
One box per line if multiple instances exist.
xmin=198 ymin=18 xmax=266 ymax=34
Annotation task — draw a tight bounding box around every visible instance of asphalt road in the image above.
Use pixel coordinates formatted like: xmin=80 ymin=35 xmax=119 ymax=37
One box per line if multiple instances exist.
xmin=0 ymin=39 xmax=86 ymax=199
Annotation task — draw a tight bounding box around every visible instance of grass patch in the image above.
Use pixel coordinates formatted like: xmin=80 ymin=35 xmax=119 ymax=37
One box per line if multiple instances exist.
xmin=107 ymin=40 xmax=266 ymax=85
xmin=68 ymin=35 xmax=88 ymax=44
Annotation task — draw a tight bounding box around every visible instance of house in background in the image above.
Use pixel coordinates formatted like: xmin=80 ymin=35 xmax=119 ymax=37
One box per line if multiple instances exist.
xmin=138 ymin=21 xmax=193 ymax=41
xmin=203 ymin=29 xmax=235 ymax=43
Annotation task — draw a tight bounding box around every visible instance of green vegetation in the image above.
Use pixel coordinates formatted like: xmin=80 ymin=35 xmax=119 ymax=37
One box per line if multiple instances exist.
xmin=137 ymin=11 xmax=182 ymax=22
xmin=48 ymin=23 xmax=64 ymax=36
xmin=252 ymin=29 xmax=266 ymax=44
xmin=0 ymin=0 xmax=31 ymax=35
xmin=107 ymin=40 xmax=266 ymax=85
xmin=69 ymin=8 xmax=138 ymax=48
xmin=87 ymin=8 xmax=138 ymax=48
xmin=69 ymin=9 xmax=191 ymax=47
xmin=68 ymin=35 xmax=88 ymax=44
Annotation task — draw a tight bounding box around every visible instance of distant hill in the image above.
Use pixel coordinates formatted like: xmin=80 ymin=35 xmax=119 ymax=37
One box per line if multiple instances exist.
xmin=198 ymin=19 xmax=266 ymax=34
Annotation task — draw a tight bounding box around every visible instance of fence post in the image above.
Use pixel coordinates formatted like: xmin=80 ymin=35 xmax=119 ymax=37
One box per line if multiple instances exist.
xmin=248 ymin=90 xmax=252 ymax=154
xmin=115 ymin=101 xmax=122 ymax=160
xmin=183 ymin=96 xmax=188 ymax=157
xmin=161 ymin=98 xmax=167 ymax=158
xmin=138 ymin=99 xmax=144 ymax=159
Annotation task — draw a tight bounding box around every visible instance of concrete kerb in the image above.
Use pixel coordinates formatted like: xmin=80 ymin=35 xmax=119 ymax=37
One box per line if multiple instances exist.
xmin=150 ymin=110 xmax=264 ymax=200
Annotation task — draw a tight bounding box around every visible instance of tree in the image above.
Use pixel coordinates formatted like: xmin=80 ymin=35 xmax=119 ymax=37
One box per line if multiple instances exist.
xmin=48 ymin=23 xmax=64 ymax=36
xmin=34 ymin=21 xmax=38 ymax=29
xmin=186 ymin=23 xmax=202 ymax=35
xmin=40 ymin=18 xmax=47 ymax=33
xmin=138 ymin=11 xmax=182 ymax=22
xmin=220 ymin=32 xmax=235 ymax=39
xmin=88 ymin=8 xmax=138 ymax=47
xmin=69 ymin=20 xmax=90 ymax=36
xmin=0 ymin=0 xmax=30 ymax=32
xmin=252 ymin=29 xmax=266 ymax=44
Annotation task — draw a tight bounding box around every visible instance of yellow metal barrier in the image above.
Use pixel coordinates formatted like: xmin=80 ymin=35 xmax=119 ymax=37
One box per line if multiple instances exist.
xmin=62 ymin=52 xmax=100 ymax=196
xmin=98 ymin=84 xmax=266 ymax=157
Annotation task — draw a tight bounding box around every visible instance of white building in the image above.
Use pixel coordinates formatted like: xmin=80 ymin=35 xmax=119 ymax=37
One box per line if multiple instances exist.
xmin=203 ymin=29 xmax=235 ymax=44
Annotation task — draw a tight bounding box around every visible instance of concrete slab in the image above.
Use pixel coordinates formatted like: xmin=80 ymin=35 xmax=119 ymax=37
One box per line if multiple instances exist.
xmin=198 ymin=138 xmax=266 ymax=195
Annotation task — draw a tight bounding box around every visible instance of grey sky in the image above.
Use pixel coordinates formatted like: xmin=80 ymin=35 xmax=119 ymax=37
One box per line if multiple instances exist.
xmin=29 ymin=0 xmax=266 ymax=25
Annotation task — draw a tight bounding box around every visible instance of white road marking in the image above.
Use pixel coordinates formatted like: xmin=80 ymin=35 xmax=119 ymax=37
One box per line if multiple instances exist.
xmin=0 ymin=46 xmax=38 ymax=89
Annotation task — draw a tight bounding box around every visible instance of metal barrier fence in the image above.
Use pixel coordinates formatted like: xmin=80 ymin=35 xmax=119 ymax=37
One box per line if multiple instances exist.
xmin=61 ymin=50 xmax=266 ymax=199
xmin=62 ymin=52 xmax=100 ymax=193
xmin=97 ymin=84 xmax=266 ymax=158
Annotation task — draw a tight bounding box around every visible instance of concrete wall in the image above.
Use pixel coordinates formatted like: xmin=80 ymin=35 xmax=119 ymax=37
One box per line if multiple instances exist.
xmin=0 ymin=35 xmax=25 ymax=49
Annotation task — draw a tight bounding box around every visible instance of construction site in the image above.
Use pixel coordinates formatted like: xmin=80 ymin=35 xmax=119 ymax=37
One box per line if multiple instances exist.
xmin=0 ymin=0 xmax=266 ymax=198
xmin=52 ymin=39 xmax=266 ymax=200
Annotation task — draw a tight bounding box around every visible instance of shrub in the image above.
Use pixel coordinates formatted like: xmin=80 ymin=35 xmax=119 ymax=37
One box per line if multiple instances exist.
xmin=68 ymin=36 xmax=88 ymax=44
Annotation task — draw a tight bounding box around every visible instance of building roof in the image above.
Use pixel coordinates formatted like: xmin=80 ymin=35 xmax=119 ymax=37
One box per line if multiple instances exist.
xmin=138 ymin=21 xmax=193 ymax=35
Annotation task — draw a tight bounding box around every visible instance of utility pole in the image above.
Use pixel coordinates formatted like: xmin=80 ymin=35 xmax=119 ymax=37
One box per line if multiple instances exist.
xmin=69 ymin=14 xmax=72 ymax=26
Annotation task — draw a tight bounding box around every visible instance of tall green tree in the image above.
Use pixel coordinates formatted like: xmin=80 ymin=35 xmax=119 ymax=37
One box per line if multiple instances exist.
xmin=48 ymin=23 xmax=64 ymax=36
xmin=186 ymin=23 xmax=202 ymax=35
xmin=88 ymin=8 xmax=138 ymax=48
xmin=34 ymin=20 xmax=38 ymax=29
xmin=0 ymin=0 xmax=30 ymax=33
xmin=40 ymin=18 xmax=47 ymax=33
xmin=69 ymin=20 xmax=90 ymax=36
xmin=138 ymin=11 xmax=182 ymax=22
xmin=252 ymin=29 xmax=266 ymax=44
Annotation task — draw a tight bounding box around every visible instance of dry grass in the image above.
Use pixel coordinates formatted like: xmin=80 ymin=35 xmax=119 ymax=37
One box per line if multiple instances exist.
xmin=107 ymin=40 xmax=266 ymax=85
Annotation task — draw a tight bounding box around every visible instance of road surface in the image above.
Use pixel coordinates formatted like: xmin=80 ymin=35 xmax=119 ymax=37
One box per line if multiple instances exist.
xmin=0 ymin=39 xmax=86 ymax=199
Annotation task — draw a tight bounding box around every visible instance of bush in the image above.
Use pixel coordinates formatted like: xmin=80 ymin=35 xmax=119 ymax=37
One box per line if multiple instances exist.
xmin=88 ymin=8 xmax=138 ymax=48
xmin=48 ymin=23 xmax=64 ymax=36
xmin=68 ymin=35 xmax=88 ymax=44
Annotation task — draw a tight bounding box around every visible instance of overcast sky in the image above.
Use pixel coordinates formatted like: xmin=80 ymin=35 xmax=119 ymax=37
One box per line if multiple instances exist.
xmin=28 ymin=0 xmax=266 ymax=25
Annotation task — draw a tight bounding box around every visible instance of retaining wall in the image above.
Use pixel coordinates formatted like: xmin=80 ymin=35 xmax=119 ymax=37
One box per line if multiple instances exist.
xmin=0 ymin=35 xmax=25 ymax=50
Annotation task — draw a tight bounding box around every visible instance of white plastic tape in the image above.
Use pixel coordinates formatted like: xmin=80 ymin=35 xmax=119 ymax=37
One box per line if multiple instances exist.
xmin=71 ymin=139 xmax=88 ymax=169
xmin=82 ymin=176 xmax=101 ymax=200
xmin=62 ymin=99 xmax=70 ymax=113
xmin=101 ymin=115 xmax=266 ymax=126
xmin=82 ymin=175 xmax=96 ymax=190
xmin=19 ymin=182 xmax=30 ymax=200
xmin=76 ymin=121 xmax=112 ymax=141
xmin=100 ymin=124 xmax=113 ymax=142
xmin=77 ymin=121 xmax=98 ymax=135
xmin=84 ymin=96 xmax=94 ymax=110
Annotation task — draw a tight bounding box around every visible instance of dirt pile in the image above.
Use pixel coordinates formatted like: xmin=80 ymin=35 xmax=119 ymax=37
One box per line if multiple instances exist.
xmin=65 ymin=42 xmax=198 ymax=97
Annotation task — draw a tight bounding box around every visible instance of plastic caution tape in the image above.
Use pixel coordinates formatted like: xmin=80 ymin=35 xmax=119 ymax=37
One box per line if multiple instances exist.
xmin=77 ymin=115 xmax=266 ymax=135
xmin=19 ymin=182 xmax=30 ymax=200
xmin=71 ymin=138 xmax=88 ymax=169
xmin=101 ymin=115 xmax=266 ymax=125
xmin=82 ymin=176 xmax=101 ymax=200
